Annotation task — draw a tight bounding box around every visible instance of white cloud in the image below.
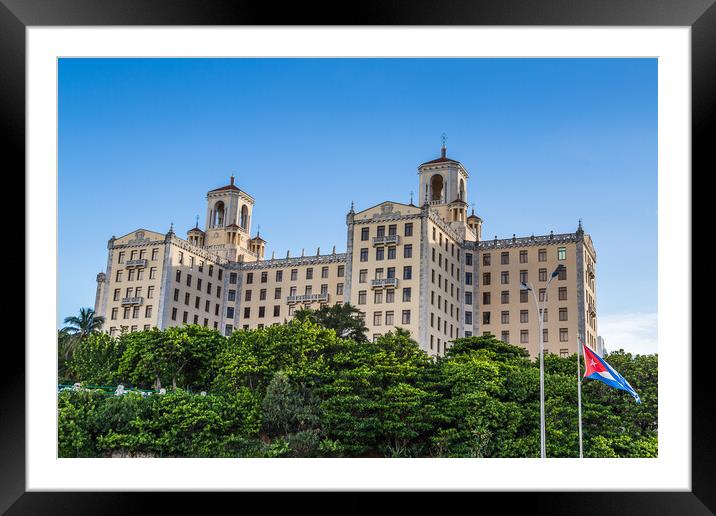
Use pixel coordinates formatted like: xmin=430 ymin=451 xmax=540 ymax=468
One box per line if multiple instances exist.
xmin=598 ymin=312 xmax=658 ymax=355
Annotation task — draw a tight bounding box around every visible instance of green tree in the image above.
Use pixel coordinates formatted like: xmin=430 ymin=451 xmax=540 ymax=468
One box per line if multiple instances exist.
xmin=67 ymin=332 xmax=125 ymax=385
xmin=60 ymin=307 xmax=105 ymax=360
xmin=294 ymin=303 xmax=368 ymax=342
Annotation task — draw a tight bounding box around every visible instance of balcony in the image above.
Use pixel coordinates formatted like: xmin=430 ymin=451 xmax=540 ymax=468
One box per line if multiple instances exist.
xmin=286 ymin=293 xmax=329 ymax=304
xmin=372 ymin=235 xmax=400 ymax=246
xmin=370 ymin=278 xmax=398 ymax=289
xmin=125 ymin=259 xmax=148 ymax=268
xmin=121 ymin=297 xmax=144 ymax=306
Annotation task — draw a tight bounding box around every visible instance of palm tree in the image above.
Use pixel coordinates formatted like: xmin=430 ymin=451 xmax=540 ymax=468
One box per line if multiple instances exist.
xmin=61 ymin=307 xmax=105 ymax=359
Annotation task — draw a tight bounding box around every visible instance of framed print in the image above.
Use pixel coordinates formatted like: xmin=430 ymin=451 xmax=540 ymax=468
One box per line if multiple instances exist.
xmin=3 ymin=0 xmax=711 ymax=513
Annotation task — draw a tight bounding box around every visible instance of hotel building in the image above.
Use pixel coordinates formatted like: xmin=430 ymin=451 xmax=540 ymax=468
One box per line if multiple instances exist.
xmin=94 ymin=145 xmax=598 ymax=358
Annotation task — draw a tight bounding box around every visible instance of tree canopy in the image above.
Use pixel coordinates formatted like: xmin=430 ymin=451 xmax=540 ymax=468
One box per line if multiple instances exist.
xmin=58 ymin=321 xmax=657 ymax=458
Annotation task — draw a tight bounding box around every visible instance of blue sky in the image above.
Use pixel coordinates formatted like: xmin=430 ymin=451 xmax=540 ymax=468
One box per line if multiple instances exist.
xmin=58 ymin=58 xmax=657 ymax=353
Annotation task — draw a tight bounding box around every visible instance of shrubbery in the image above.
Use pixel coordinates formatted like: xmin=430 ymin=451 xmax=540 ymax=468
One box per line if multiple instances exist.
xmin=58 ymin=320 xmax=657 ymax=458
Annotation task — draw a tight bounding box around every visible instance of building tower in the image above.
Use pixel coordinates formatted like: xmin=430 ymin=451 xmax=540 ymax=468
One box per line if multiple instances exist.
xmin=204 ymin=175 xmax=257 ymax=261
xmin=417 ymin=141 xmax=470 ymax=222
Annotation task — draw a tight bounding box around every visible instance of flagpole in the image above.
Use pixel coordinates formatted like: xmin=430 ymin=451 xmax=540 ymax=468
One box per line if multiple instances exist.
xmin=577 ymin=337 xmax=584 ymax=458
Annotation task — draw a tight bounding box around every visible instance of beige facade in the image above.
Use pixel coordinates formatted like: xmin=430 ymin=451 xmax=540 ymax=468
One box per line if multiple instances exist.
xmin=95 ymin=145 xmax=598 ymax=359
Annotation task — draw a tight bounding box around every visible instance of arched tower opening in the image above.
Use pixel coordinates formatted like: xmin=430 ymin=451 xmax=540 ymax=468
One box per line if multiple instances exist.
xmin=240 ymin=205 xmax=249 ymax=230
xmin=213 ymin=201 xmax=225 ymax=227
xmin=430 ymin=174 xmax=444 ymax=202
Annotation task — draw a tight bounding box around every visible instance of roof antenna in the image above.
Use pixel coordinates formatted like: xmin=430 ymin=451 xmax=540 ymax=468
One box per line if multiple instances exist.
xmin=441 ymin=133 xmax=447 ymax=158
xmin=410 ymin=190 xmax=414 ymax=205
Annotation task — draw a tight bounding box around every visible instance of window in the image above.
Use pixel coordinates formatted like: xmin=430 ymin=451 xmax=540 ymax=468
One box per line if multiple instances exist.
xmin=361 ymin=227 xmax=369 ymax=241
xmin=538 ymin=248 xmax=547 ymax=262
xmin=258 ymin=307 xmax=265 ymax=318
xmin=261 ymin=271 xmax=268 ymax=283
xmin=227 ymin=307 xmax=235 ymax=319
xmin=501 ymin=331 xmax=510 ymax=343
xmin=113 ymin=289 xmax=120 ymax=301
xmin=195 ymin=297 xmax=200 ymax=309
xmin=151 ymin=248 xmax=159 ymax=260
xmin=291 ymin=269 xmax=298 ymax=281
xmin=501 ymin=271 xmax=509 ymax=284
xmin=149 ymin=267 xmax=157 ymax=279
xmin=182 ymin=311 xmax=188 ymax=323
xmin=337 ymin=265 xmax=345 ymax=277
xmin=337 ymin=283 xmax=344 ymax=295
xmin=275 ymin=288 xmax=282 ymax=300
xmin=118 ymin=251 xmax=125 ymax=264
xmin=246 ymin=273 xmax=254 ymax=284
xmin=178 ymin=252 xmax=184 ymax=265
xmin=558 ymin=247 xmax=567 ymax=260
xmin=559 ymin=328 xmax=569 ymax=342
xmin=358 ymin=291 xmax=367 ymax=304
xmin=543 ymin=309 xmax=548 ymax=322
xmin=501 ymin=291 xmax=509 ymax=304
xmin=274 ymin=305 xmax=280 ymax=317
xmin=374 ymin=290 xmax=383 ymax=304
xmin=244 ymin=307 xmax=250 ymax=318
xmin=465 ymin=253 xmax=473 ymax=266
xmin=208 ymin=264 xmax=214 ymax=277
xmin=385 ymin=311 xmax=395 ymax=326
xmin=205 ymin=300 xmax=210 ymax=312
xmin=404 ymin=223 xmax=413 ymax=237
xmin=123 ymin=307 xmax=131 ymax=319
xmin=359 ymin=269 xmax=368 ymax=283
xmin=539 ymin=268 xmax=548 ymax=282
xmin=558 ymin=287 xmax=567 ymax=300
xmin=560 ymin=349 xmax=569 ymax=358
xmin=377 ymin=226 xmax=385 ymax=237
xmin=558 ymin=267 xmax=567 ymax=280
xmin=539 ymin=288 xmax=546 ymax=302
xmin=184 ymin=293 xmax=190 ymax=305
xmin=373 ymin=312 xmax=382 ymax=326
xmin=276 ymin=270 xmax=283 ymax=282
xmin=259 ymin=289 xmax=267 ymax=301
xmin=559 ymin=308 xmax=568 ymax=321
xmin=403 ymin=266 xmax=412 ymax=280
xmin=520 ymin=290 xmax=528 ymax=303
xmin=186 ymin=274 xmax=192 ymax=287
xmin=482 ymin=311 xmax=491 ymax=324
xmin=128 ymin=269 xmax=135 ymax=281
xmin=520 ymin=310 xmax=528 ymax=323
xmin=520 ymin=270 xmax=528 ymax=283
xmin=289 ymin=286 xmax=297 ymax=296
xmin=225 ymin=324 xmax=233 ymax=336
xmin=111 ymin=308 xmax=118 ymax=320
xmin=305 ymin=285 xmax=313 ymax=295
xmin=199 ymin=261 xmax=204 ymax=273
xmin=483 ymin=292 xmax=491 ymax=305
xmin=482 ymin=272 xmax=491 ymax=286
xmin=500 ymin=252 xmax=509 ymax=265
xmin=483 ymin=253 xmax=491 ymax=266
xmin=388 ymin=224 xmax=397 ymax=236
xmin=228 ymin=290 xmax=236 ymax=301
xmin=375 ymin=268 xmax=384 ymax=280
xmin=116 ymin=270 xmax=123 ymax=282
xmin=320 ymin=266 xmax=329 ymax=279
xmin=386 ymin=289 xmax=395 ymax=303
xmin=520 ymin=250 xmax=528 ymax=263
xmin=465 ymin=311 xmax=473 ymax=324
xmin=465 ymin=272 xmax=473 ymax=285
xmin=543 ymin=329 xmax=549 ymax=342
xmin=520 ymin=330 xmax=529 ymax=344
xmin=321 ymin=284 xmax=328 ymax=295
xmin=360 ymin=248 xmax=369 ymax=262
xmin=245 ymin=290 xmax=252 ymax=302
xmin=197 ymin=278 xmax=202 ymax=291
xmin=402 ymin=310 xmax=411 ymax=324
xmin=230 ymin=272 xmax=237 ymax=284
xmin=501 ymin=311 xmax=509 ymax=324
xmin=402 ymin=288 xmax=411 ymax=302
xmin=465 ymin=291 xmax=473 ymax=305
xmin=218 ymin=269 xmax=223 ymax=281
xmin=376 ymin=247 xmax=385 ymax=260
xmin=387 ymin=247 xmax=396 ymax=260
xmin=306 ymin=268 xmax=313 ymax=280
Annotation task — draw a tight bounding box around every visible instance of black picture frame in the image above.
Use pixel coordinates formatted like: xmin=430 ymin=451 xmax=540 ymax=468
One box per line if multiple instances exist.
xmin=2 ymin=0 xmax=709 ymax=513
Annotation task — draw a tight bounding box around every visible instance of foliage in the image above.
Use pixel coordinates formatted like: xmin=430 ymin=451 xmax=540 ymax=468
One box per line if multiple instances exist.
xmin=57 ymin=320 xmax=658 ymax=458
xmin=293 ymin=303 xmax=368 ymax=342
xmin=60 ymin=307 xmax=105 ymax=360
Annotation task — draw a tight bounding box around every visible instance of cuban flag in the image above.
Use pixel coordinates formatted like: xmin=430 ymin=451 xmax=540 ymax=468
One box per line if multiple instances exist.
xmin=583 ymin=343 xmax=641 ymax=403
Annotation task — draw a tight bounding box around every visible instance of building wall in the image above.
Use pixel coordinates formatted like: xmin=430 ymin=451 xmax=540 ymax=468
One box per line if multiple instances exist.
xmin=348 ymin=202 xmax=423 ymax=348
xmin=229 ymin=254 xmax=347 ymax=332
xmin=475 ymin=235 xmax=588 ymax=357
